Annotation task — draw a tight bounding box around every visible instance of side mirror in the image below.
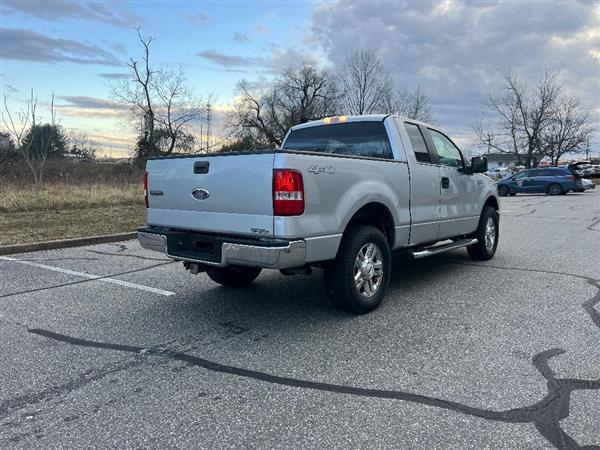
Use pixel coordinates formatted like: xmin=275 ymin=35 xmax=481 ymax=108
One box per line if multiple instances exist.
xmin=468 ymin=156 xmax=487 ymax=174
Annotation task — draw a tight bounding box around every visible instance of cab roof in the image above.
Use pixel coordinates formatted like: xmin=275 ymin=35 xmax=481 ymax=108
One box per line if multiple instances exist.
xmin=288 ymin=114 xmax=434 ymax=132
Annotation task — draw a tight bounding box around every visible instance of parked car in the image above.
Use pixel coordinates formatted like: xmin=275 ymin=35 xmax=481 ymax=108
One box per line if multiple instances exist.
xmin=138 ymin=115 xmax=500 ymax=313
xmin=497 ymin=167 xmax=582 ymax=196
xmin=569 ymin=161 xmax=593 ymax=177
xmin=485 ymin=167 xmax=512 ymax=180
xmin=576 ymin=178 xmax=596 ymax=192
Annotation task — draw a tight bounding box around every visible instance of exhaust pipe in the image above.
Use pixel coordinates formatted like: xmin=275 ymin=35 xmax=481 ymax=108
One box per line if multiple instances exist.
xmin=183 ymin=261 xmax=206 ymax=274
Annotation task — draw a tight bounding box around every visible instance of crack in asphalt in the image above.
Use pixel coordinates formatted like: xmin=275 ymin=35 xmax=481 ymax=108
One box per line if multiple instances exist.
xmin=587 ymin=217 xmax=600 ymax=231
xmin=16 ymin=271 xmax=600 ymax=450
xmin=85 ymin=249 xmax=169 ymax=261
xmin=2 ymin=247 xmax=598 ymax=447
xmin=514 ymin=209 xmax=536 ymax=217
xmin=0 ymin=261 xmax=175 ymax=299
xmin=0 ymin=360 xmax=142 ymax=421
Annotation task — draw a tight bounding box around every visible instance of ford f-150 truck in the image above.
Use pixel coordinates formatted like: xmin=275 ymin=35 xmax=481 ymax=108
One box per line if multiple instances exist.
xmin=138 ymin=115 xmax=499 ymax=313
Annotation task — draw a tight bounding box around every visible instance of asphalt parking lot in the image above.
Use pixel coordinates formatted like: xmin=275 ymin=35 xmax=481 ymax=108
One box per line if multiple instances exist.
xmin=1 ymin=191 xmax=599 ymax=449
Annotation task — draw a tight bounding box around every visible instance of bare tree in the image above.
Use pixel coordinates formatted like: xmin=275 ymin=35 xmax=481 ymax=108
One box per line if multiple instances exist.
xmin=393 ymin=86 xmax=433 ymax=122
xmin=278 ymin=64 xmax=338 ymax=124
xmin=540 ymin=95 xmax=594 ymax=166
xmin=336 ymin=50 xmax=394 ymax=115
xmin=228 ymin=64 xmax=337 ymax=148
xmin=475 ymin=69 xmax=562 ymax=167
xmin=2 ymin=89 xmax=59 ymax=187
xmin=111 ymin=28 xmax=208 ymax=156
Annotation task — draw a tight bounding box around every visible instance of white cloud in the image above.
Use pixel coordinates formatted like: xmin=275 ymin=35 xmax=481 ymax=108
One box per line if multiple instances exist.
xmin=309 ymin=0 xmax=600 ymax=146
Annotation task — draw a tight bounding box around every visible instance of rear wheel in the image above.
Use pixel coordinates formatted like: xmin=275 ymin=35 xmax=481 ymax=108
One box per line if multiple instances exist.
xmin=467 ymin=206 xmax=499 ymax=261
xmin=206 ymin=265 xmax=262 ymax=287
xmin=498 ymin=185 xmax=509 ymax=197
xmin=324 ymin=226 xmax=391 ymax=314
xmin=547 ymin=183 xmax=563 ymax=196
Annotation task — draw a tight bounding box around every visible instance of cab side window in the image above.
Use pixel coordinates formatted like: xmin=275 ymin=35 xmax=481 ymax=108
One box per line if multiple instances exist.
xmin=513 ymin=171 xmax=529 ymax=180
xmin=428 ymin=129 xmax=464 ymax=169
xmin=404 ymin=123 xmax=431 ymax=163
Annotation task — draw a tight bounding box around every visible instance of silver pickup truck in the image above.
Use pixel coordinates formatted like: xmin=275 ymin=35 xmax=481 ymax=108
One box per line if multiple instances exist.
xmin=139 ymin=115 xmax=499 ymax=313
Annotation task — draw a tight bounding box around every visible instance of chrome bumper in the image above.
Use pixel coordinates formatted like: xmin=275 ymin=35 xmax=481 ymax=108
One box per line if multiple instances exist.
xmin=137 ymin=231 xmax=306 ymax=269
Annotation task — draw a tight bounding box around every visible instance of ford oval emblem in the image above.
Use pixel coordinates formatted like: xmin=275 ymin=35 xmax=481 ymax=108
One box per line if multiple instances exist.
xmin=192 ymin=188 xmax=210 ymax=200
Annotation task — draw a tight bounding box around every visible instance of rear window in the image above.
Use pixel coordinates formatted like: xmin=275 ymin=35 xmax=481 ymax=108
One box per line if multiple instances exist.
xmin=282 ymin=122 xmax=393 ymax=159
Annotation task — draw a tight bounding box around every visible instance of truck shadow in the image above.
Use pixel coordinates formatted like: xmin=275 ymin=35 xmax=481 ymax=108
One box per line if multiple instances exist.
xmin=164 ymin=250 xmax=482 ymax=332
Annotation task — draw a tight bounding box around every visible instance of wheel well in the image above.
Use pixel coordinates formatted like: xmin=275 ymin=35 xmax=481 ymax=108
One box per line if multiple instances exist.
xmin=345 ymin=203 xmax=395 ymax=247
xmin=484 ymin=196 xmax=499 ymax=211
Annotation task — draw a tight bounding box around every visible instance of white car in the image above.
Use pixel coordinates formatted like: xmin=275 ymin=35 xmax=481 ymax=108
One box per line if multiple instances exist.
xmin=569 ymin=162 xmax=593 ymax=177
xmin=486 ymin=167 xmax=512 ymax=180
xmin=576 ymin=178 xmax=595 ymax=192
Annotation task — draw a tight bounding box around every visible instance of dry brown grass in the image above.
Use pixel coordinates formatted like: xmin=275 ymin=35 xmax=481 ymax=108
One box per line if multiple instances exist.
xmin=1 ymin=183 xmax=143 ymax=213
xmin=0 ymin=205 xmax=146 ymax=245
xmin=0 ymin=183 xmax=145 ymax=245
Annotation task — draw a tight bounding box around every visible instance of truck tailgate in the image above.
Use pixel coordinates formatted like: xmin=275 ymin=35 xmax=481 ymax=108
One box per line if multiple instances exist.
xmin=146 ymin=153 xmax=275 ymax=236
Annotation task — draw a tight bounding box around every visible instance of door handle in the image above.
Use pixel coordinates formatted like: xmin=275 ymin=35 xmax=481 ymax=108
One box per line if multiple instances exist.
xmin=441 ymin=177 xmax=450 ymax=189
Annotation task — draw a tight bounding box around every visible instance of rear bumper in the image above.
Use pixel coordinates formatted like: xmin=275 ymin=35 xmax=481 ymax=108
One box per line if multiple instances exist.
xmin=137 ymin=228 xmax=306 ymax=269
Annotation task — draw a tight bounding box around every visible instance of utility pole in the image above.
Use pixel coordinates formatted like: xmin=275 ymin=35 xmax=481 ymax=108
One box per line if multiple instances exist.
xmin=206 ymin=101 xmax=212 ymax=151
xmin=585 ymin=137 xmax=590 ymax=161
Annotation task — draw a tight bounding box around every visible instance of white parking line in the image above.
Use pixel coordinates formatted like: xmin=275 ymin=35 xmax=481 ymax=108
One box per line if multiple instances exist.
xmin=0 ymin=256 xmax=175 ymax=296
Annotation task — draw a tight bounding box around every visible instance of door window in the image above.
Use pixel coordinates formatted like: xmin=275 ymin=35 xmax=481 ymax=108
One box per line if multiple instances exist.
xmin=513 ymin=171 xmax=529 ymax=180
xmin=428 ymin=129 xmax=464 ymax=168
xmin=404 ymin=123 xmax=431 ymax=163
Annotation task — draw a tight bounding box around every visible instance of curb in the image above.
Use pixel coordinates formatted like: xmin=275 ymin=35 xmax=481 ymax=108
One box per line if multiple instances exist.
xmin=0 ymin=232 xmax=138 ymax=256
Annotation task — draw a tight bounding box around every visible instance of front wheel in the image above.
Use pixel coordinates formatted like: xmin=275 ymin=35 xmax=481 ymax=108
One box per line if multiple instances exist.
xmin=206 ymin=265 xmax=262 ymax=287
xmin=467 ymin=206 xmax=499 ymax=261
xmin=324 ymin=226 xmax=391 ymax=314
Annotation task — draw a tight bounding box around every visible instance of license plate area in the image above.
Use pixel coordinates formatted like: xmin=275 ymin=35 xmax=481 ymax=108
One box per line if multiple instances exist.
xmin=166 ymin=232 xmax=221 ymax=263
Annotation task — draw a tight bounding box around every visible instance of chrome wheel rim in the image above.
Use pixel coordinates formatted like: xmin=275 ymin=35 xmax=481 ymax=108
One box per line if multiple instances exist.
xmin=354 ymin=242 xmax=384 ymax=297
xmin=484 ymin=217 xmax=496 ymax=251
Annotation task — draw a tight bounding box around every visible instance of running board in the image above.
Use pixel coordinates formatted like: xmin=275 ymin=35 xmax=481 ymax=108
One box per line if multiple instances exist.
xmin=411 ymin=238 xmax=478 ymax=259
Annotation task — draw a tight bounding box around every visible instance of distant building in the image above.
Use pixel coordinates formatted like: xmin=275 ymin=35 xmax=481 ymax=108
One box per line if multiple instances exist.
xmin=485 ymin=153 xmax=538 ymax=170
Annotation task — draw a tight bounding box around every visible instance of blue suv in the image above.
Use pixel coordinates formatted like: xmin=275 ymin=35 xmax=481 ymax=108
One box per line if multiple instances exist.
xmin=497 ymin=167 xmax=582 ymax=196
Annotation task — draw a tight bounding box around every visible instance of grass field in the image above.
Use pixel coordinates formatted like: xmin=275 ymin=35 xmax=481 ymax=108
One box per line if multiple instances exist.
xmin=0 ymin=184 xmax=145 ymax=245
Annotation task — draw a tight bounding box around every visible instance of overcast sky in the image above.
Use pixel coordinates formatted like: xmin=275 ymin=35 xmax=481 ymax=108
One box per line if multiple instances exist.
xmin=1 ymin=0 xmax=599 ymax=158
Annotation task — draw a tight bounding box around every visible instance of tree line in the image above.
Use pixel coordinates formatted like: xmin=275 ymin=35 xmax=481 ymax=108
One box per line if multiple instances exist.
xmin=473 ymin=69 xmax=594 ymax=167
xmin=2 ymin=28 xmax=595 ymax=188
xmin=223 ymin=50 xmax=432 ymax=150
xmin=110 ymin=30 xmax=434 ymax=155
xmin=1 ymin=90 xmax=96 ymax=187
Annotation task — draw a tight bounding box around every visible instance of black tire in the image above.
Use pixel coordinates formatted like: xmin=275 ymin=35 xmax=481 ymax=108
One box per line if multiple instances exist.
xmin=206 ymin=265 xmax=261 ymax=287
xmin=324 ymin=226 xmax=391 ymax=314
xmin=498 ymin=185 xmax=509 ymax=197
xmin=547 ymin=183 xmax=563 ymax=196
xmin=467 ymin=206 xmax=499 ymax=261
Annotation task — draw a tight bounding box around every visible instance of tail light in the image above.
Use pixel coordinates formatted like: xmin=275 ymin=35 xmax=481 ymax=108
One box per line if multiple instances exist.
xmin=273 ymin=169 xmax=304 ymax=216
xmin=144 ymin=171 xmax=149 ymax=208
xmin=569 ymin=175 xmax=576 ymax=181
